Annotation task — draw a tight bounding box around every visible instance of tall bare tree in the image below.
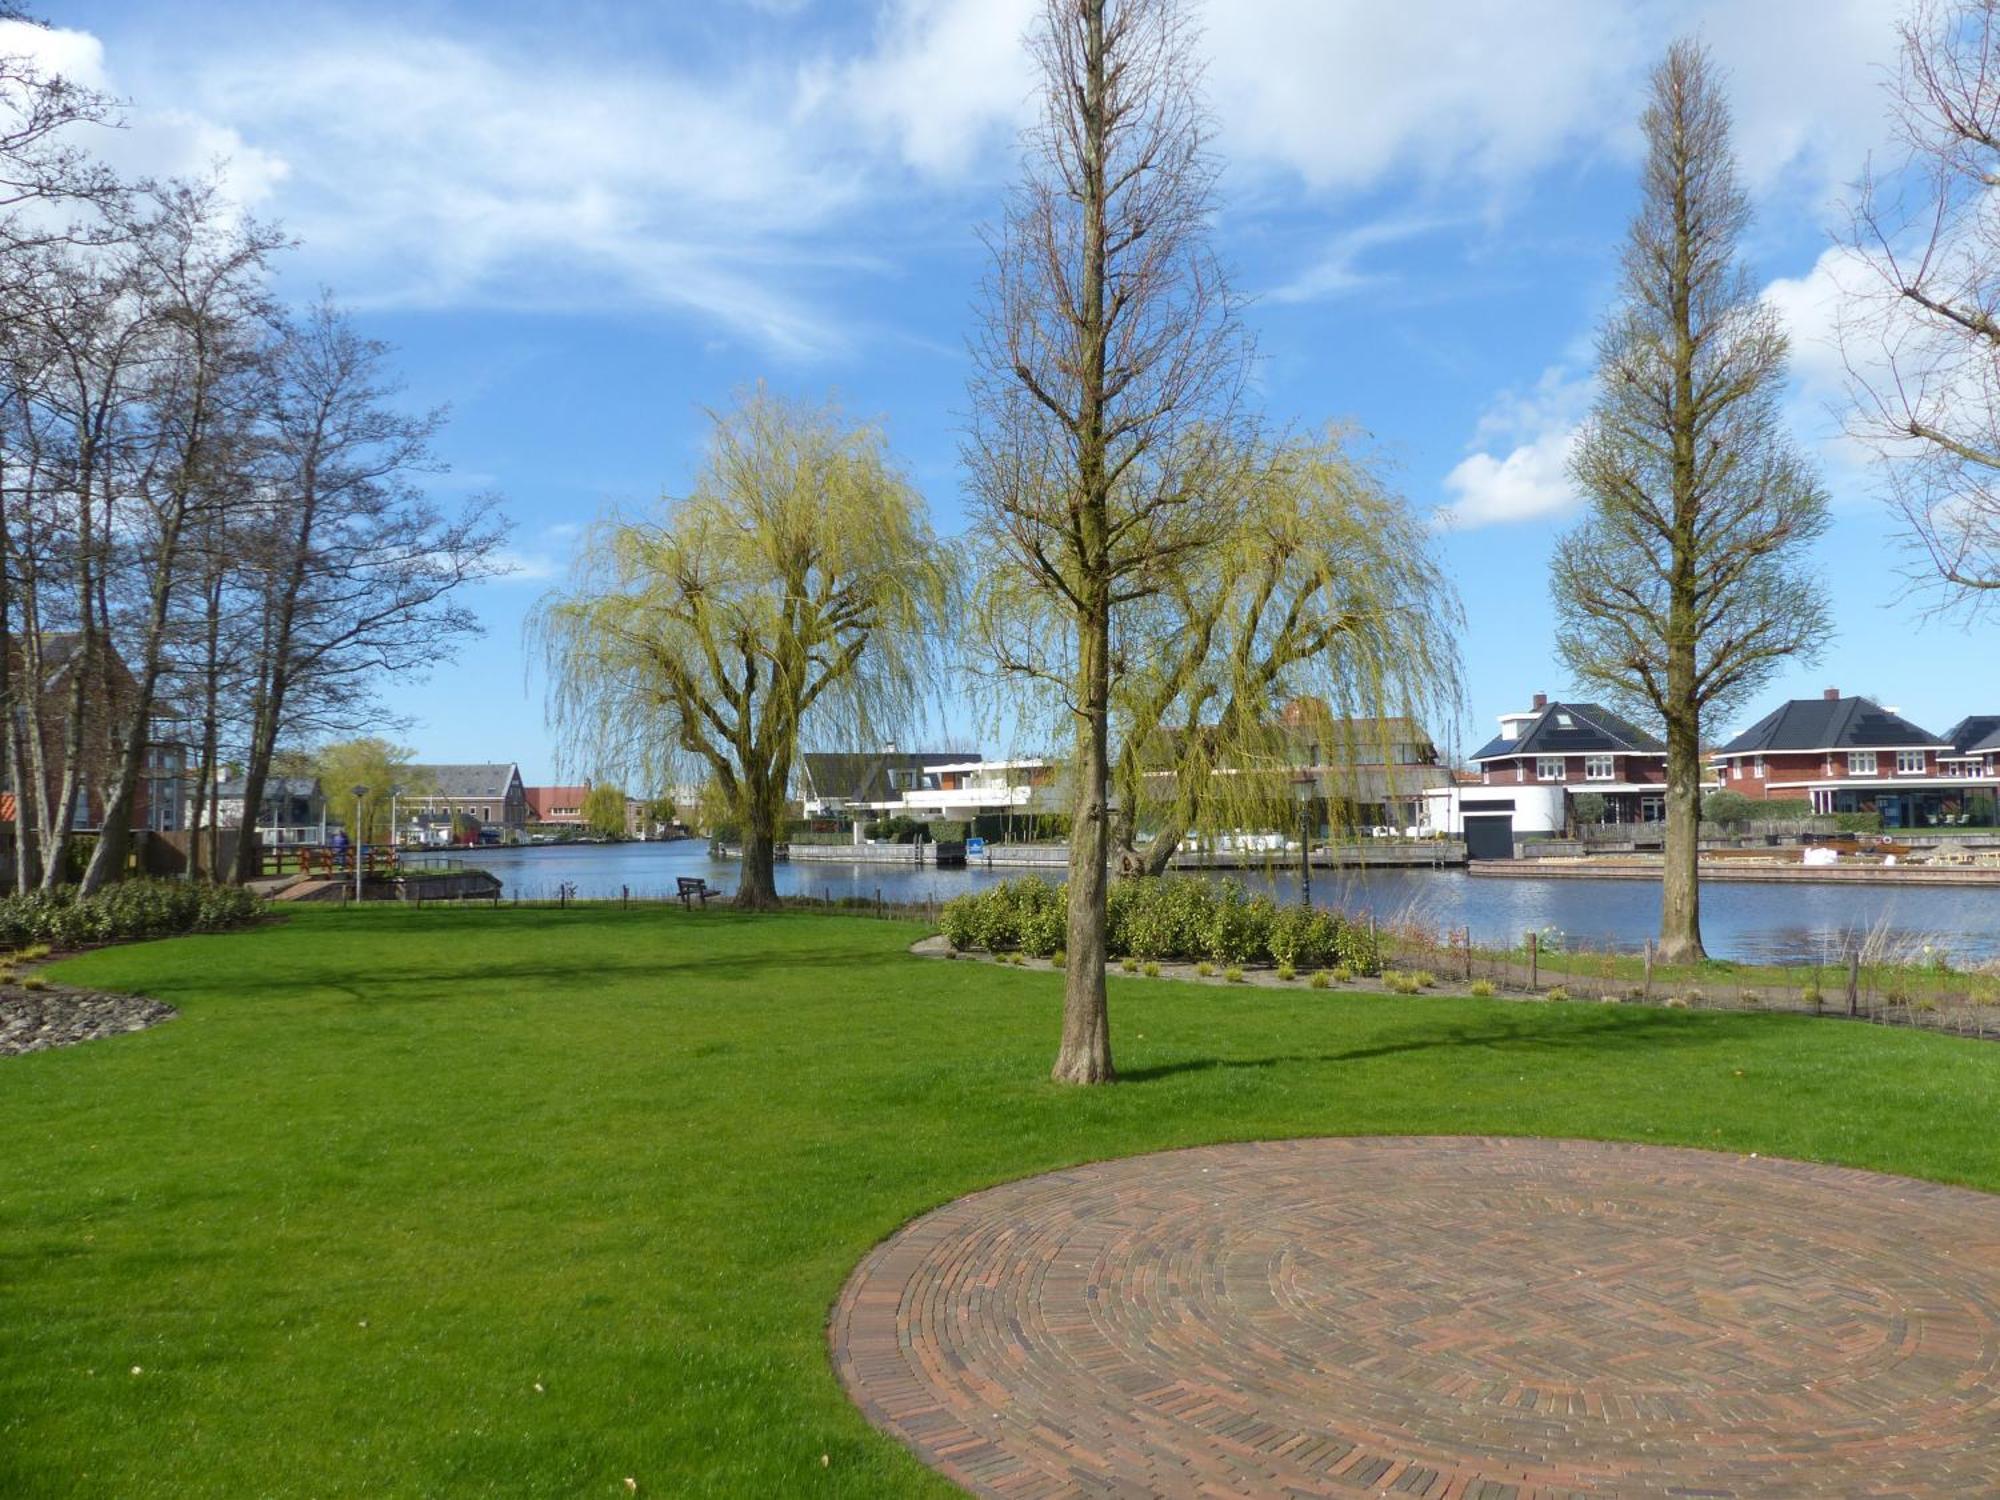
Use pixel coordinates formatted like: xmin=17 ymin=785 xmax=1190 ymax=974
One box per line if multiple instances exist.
xmin=80 ymin=185 xmax=282 ymax=892
xmin=228 ymin=299 xmax=507 ymax=884
xmin=967 ymin=0 xmax=1248 ymax=1084
xmin=537 ymin=390 xmax=953 ymax=909
xmin=1552 ymin=41 xmax=1830 ymax=963
xmin=1845 ymin=0 xmax=2000 ymax=605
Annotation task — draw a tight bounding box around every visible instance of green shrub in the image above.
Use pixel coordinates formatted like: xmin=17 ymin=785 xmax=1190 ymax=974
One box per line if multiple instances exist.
xmin=1141 ymin=960 xmax=1159 ymax=978
xmin=1206 ymin=885 xmax=1275 ymax=965
xmin=939 ymin=894 xmax=981 ymax=951
xmin=1469 ymin=979 xmax=1495 ymax=998
xmin=1833 ymin=811 xmax=1882 ymax=833
xmin=0 ymin=879 xmax=261 ymax=951
xmin=1195 ymin=960 xmax=1214 ymax=977
xmin=1276 ymin=961 xmax=1296 ymax=981
xmin=1800 ymin=984 xmax=1823 ymax=1006
xmin=1330 ymin=964 xmax=1353 ymax=983
xmin=1545 ymin=985 xmax=1570 ymax=1003
xmin=1224 ymin=966 xmax=1245 ymax=984
xmin=926 ymin=819 xmax=970 ymax=842
xmin=1309 ymin=969 xmax=1331 ymax=989
xmin=1333 ymin=921 xmax=1382 ymax=976
xmin=1119 ymin=956 xmax=1138 ymax=973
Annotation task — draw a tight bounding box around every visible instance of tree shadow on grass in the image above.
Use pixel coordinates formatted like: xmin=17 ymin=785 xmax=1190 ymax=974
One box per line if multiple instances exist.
xmin=1118 ymin=1007 xmax=1736 ymax=1083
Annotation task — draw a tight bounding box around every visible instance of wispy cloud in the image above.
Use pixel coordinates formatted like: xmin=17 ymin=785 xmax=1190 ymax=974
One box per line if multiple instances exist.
xmin=1269 ymin=215 xmax=1460 ymax=304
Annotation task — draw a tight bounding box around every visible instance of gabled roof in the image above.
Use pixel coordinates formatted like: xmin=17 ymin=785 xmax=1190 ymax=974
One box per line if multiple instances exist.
xmin=801 ymin=751 xmax=978 ymax=803
xmin=409 ymin=763 xmax=522 ymax=799
xmin=1470 ymin=702 xmax=1664 ymax=762
xmin=1940 ymin=715 xmax=2000 ymax=757
xmin=215 ymin=775 xmax=322 ymax=801
xmin=1717 ymin=698 xmax=1945 ymax=756
xmin=524 ymin=784 xmax=591 ymax=819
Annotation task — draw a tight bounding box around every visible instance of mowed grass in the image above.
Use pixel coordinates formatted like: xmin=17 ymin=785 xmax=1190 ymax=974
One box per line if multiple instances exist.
xmin=4 ymin=906 xmax=1999 ymax=1498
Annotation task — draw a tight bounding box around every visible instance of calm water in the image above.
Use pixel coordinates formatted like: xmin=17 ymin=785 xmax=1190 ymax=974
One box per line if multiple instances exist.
xmin=450 ymin=840 xmax=2000 ymax=965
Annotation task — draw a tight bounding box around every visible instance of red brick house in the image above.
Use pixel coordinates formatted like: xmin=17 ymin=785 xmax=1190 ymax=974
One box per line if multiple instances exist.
xmin=1 ymin=636 xmax=187 ymax=837
xmin=524 ymin=783 xmax=592 ymax=826
xmin=1710 ymin=690 xmax=1987 ymax=828
xmin=1470 ymin=695 xmax=1669 ymax=819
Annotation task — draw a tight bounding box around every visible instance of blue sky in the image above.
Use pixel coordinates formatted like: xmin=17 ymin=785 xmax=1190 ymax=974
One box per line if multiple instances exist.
xmin=39 ymin=0 xmax=1975 ymax=780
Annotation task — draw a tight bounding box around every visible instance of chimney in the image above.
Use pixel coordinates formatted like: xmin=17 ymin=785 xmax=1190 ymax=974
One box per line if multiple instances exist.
xmin=1822 ymin=687 xmax=1840 ymax=702
xmin=1532 ymin=692 xmax=1548 ymax=711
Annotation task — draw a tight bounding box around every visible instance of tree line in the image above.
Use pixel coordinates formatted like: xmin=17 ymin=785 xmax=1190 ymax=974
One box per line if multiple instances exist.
xmin=0 ymin=29 xmax=507 ymax=893
xmin=533 ymin=0 xmax=2000 ymax=1083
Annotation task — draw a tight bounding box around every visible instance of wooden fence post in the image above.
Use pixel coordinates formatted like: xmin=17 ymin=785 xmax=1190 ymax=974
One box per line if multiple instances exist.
xmin=1463 ymin=927 xmax=1473 ymax=981
xmin=1847 ymin=951 xmax=1860 ymax=1017
xmin=1528 ymin=931 xmax=1538 ymax=990
xmin=1642 ymin=939 xmax=1655 ymax=1003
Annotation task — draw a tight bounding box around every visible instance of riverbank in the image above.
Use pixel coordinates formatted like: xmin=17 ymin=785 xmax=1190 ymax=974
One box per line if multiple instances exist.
xmin=1477 ymin=856 xmax=2000 ymax=887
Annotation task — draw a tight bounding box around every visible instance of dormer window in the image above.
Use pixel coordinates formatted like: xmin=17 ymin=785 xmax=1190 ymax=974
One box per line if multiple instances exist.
xmin=1554 ymin=712 xmax=1573 ymax=728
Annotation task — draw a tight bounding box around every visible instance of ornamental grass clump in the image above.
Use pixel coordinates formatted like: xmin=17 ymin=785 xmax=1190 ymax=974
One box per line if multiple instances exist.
xmin=1545 ymin=985 xmax=1571 ymax=1003
xmin=1141 ymin=961 xmax=1160 ymax=978
xmin=1224 ymin=966 xmax=1245 ymax=984
xmin=1276 ymin=961 xmax=1296 ymax=981
xmin=1469 ymin=979 xmax=1495 ymax=998
xmin=1309 ymin=969 xmax=1331 ymax=989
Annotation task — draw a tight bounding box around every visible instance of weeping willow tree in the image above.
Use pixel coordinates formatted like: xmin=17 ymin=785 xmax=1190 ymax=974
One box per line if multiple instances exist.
xmin=1103 ymin=428 xmax=1460 ymax=873
xmin=535 ymin=391 xmax=954 ymax=909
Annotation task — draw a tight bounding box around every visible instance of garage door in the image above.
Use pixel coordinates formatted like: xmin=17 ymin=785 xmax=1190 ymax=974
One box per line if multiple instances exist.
xmin=1463 ymin=813 xmax=1514 ymax=861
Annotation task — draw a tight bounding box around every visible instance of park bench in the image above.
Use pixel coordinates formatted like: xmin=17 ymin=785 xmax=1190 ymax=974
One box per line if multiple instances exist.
xmin=677 ymin=876 xmax=719 ymax=909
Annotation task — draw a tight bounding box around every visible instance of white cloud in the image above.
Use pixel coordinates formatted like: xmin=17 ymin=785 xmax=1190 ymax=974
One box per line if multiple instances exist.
xmin=0 ymin=20 xmax=289 ymax=208
xmin=832 ymin=0 xmax=1038 ymax=177
xmin=1437 ymin=367 xmax=1593 ymax=530
xmin=1269 ymin=215 xmax=1460 ymax=303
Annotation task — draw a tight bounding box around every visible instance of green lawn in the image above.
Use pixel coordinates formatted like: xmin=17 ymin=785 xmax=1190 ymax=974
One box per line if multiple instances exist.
xmin=4 ymin=907 xmax=1998 ymax=1498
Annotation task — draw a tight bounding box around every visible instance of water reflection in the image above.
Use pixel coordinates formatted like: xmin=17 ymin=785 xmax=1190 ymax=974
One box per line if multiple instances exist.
xmin=450 ymin=840 xmax=2000 ymax=965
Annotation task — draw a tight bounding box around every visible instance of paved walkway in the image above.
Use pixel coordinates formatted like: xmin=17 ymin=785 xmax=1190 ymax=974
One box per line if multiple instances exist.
xmin=830 ymin=1137 xmax=2000 ymax=1497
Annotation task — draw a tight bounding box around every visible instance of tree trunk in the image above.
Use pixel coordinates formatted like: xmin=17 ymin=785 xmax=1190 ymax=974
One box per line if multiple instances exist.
xmin=1658 ymin=706 xmax=1705 ymax=963
xmin=735 ymin=783 xmax=783 ymax=910
xmin=1055 ymin=586 xmax=1114 ymax=1084
xmin=1137 ymin=812 xmax=1184 ymax=878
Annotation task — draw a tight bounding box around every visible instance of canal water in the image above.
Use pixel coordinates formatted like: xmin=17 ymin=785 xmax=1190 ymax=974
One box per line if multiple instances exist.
xmin=456 ymin=840 xmax=2000 ymax=966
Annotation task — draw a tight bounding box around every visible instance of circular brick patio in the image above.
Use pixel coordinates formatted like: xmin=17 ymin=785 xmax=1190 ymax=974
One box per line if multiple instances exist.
xmin=829 ymin=1137 xmax=2000 ymax=1497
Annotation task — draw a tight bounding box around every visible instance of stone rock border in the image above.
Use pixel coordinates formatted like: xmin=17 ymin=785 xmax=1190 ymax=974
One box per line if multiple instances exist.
xmin=0 ymin=967 xmax=176 ymax=1056
xmin=831 ymin=1136 xmax=2000 ymax=1497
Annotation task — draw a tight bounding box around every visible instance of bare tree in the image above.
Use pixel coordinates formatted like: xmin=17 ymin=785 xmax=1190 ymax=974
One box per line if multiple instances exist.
xmin=79 ymin=185 xmax=282 ymax=892
xmin=966 ymin=0 xmax=1249 ymax=1084
xmin=1552 ymin=42 xmax=1831 ymax=963
xmin=229 ymin=299 xmax=508 ymax=884
xmin=1845 ymin=0 xmax=2000 ymax=605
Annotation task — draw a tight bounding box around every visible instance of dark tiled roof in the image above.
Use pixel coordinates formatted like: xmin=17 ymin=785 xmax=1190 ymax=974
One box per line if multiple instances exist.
xmin=1940 ymin=716 xmax=2000 ymax=757
xmin=802 ymin=751 xmax=978 ymax=803
xmin=1717 ymin=698 xmax=1944 ymax=756
xmin=215 ymin=776 xmax=322 ymax=800
xmin=1470 ymin=703 xmax=1664 ymax=762
xmin=409 ymin=763 xmax=522 ymax=799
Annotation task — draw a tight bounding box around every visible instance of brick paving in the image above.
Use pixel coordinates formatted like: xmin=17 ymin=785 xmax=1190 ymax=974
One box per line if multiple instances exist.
xmin=829 ymin=1136 xmax=2000 ymax=1497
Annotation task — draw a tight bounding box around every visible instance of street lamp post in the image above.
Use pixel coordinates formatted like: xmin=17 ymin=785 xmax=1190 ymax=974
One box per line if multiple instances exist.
xmin=351 ymin=784 xmax=368 ymax=903
xmin=1293 ymin=771 xmax=1315 ymax=910
xmin=389 ymin=785 xmax=402 ymax=851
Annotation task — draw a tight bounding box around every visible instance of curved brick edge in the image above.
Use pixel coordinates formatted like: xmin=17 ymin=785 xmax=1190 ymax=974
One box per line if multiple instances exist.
xmin=829 ymin=1135 xmax=2000 ymax=1499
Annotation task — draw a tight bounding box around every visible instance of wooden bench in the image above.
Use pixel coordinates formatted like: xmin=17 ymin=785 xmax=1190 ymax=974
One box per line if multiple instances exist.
xmin=677 ymin=876 xmax=718 ymax=909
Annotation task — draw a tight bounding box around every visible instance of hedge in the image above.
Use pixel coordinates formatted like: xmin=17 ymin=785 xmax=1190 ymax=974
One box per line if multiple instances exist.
xmin=0 ymin=880 xmax=263 ymax=951
xmin=940 ymin=875 xmax=1382 ymax=974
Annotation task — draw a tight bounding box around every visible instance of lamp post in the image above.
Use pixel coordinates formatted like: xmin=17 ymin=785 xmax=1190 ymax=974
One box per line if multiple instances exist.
xmin=1293 ymin=771 xmax=1315 ymax=910
xmin=351 ymin=784 xmax=368 ymax=903
xmin=389 ymin=784 xmax=402 ymax=851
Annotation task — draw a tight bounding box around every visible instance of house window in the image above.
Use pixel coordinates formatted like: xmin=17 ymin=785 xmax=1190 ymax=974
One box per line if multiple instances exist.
xmin=1536 ymin=756 xmax=1566 ymax=781
xmin=1754 ymin=755 xmax=1767 ymax=779
xmin=1847 ymin=751 xmax=1877 ymax=776
xmin=1896 ymin=750 xmax=1926 ymax=775
xmin=1584 ymin=755 xmax=1614 ymax=781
